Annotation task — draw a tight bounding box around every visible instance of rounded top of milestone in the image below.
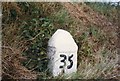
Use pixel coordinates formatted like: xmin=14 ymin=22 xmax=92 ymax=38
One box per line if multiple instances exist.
xmin=48 ymin=29 xmax=78 ymax=51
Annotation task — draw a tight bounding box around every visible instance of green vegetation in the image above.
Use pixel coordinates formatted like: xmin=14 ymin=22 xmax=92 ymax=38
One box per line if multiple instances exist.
xmin=86 ymin=2 xmax=118 ymax=23
xmin=2 ymin=2 xmax=119 ymax=79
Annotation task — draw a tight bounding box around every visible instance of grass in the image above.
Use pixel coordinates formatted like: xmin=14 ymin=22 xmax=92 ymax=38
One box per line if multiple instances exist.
xmin=86 ymin=2 xmax=118 ymax=24
xmin=2 ymin=2 xmax=119 ymax=79
xmin=36 ymin=47 xmax=118 ymax=79
xmin=76 ymin=48 xmax=118 ymax=79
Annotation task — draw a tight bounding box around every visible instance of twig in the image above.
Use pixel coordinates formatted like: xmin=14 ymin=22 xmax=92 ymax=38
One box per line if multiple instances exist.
xmin=1 ymin=46 xmax=15 ymax=54
xmin=25 ymin=59 xmax=32 ymax=67
xmin=2 ymin=71 xmax=16 ymax=79
xmin=29 ymin=32 xmax=41 ymax=41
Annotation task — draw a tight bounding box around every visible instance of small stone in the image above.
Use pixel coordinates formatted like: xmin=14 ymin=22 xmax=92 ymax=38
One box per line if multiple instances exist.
xmin=47 ymin=29 xmax=78 ymax=77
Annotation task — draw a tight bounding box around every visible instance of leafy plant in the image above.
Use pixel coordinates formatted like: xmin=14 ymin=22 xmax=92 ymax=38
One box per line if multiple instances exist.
xmin=19 ymin=3 xmax=57 ymax=73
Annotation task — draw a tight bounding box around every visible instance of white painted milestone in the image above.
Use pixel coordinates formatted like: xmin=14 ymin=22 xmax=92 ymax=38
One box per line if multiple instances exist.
xmin=47 ymin=29 xmax=78 ymax=77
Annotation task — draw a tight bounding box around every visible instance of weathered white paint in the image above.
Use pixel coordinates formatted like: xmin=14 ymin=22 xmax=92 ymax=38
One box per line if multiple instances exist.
xmin=47 ymin=29 xmax=78 ymax=77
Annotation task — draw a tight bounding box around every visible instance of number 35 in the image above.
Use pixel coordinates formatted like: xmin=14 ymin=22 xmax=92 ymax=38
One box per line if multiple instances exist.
xmin=59 ymin=54 xmax=73 ymax=69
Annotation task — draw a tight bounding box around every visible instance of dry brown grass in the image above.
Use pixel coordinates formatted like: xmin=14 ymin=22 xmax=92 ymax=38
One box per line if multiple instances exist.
xmin=2 ymin=46 xmax=37 ymax=79
xmin=63 ymin=3 xmax=118 ymax=43
xmin=2 ymin=22 xmax=37 ymax=79
xmin=2 ymin=3 xmax=37 ymax=79
xmin=77 ymin=47 xmax=119 ymax=79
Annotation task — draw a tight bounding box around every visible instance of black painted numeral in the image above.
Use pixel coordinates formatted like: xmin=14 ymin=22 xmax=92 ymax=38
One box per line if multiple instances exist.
xmin=59 ymin=54 xmax=73 ymax=69
xmin=67 ymin=54 xmax=73 ymax=69
xmin=59 ymin=54 xmax=67 ymax=68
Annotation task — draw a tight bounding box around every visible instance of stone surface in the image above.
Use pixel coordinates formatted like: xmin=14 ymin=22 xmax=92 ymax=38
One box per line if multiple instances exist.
xmin=47 ymin=29 xmax=78 ymax=77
